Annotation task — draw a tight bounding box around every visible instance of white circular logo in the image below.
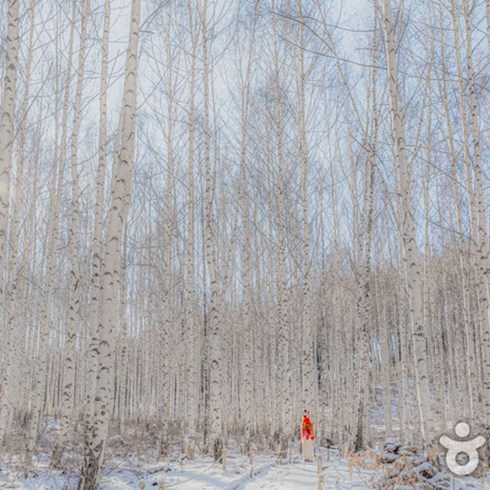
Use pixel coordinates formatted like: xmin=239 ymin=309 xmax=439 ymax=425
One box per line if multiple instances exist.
xmin=439 ymin=422 xmax=485 ymax=476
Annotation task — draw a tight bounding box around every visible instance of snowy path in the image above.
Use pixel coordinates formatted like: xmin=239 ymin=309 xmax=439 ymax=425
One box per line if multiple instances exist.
xmin=237 ymin=462 xmax=318 ymax=489
xmin=5 ymin=450 xmax=490 ymax=489
xmin=98 ymin=451 xmax=379 ymax=489
xmin=0 ymin=451 xmax=379 ymax=489
xmin=237 ymin=458 xmax=378 ymax=489
xmin=97 ymin=456 xmax=490 ymax=490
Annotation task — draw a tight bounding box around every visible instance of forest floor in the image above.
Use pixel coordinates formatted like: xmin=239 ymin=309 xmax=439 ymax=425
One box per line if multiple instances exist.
xmin=2 ymin=444 xmax=490 ymax=489
xmin=0 ymin=447 xmax=375 ymax=489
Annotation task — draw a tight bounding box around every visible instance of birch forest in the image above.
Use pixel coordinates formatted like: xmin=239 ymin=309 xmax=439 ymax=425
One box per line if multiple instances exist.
xmin=0 ymin=0 xmax=489 ymax=488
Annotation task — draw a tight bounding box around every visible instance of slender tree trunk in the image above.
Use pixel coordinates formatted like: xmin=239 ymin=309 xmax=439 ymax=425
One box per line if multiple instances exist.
xmin=78 ymin=0 xmax=140 ymax=486
xmin=11 ymin=0 xmax=36 ymax=455
xmin=159 ymin=11 xmax=176 ymax=455
xmin=83 ymin=0 xmax=110 ymax=451
xmin=295 ymin=0 xmax=316 ymax=418
xmin=52 ymin=0 xmax=90 ymax=465
xmin=0 ymin=0 xmax=20 ymax=443
xmin=382 ymin=0 xmax=435 ymax=449
xmin=185 ymin=0 xmax=198 ymax=459
xmin=200 ymin=0 xmax=223 ymax=461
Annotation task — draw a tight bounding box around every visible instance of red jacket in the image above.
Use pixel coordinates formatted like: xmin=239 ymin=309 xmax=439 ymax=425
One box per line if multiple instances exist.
xmin=302 ymin=416 xmax=315 ymax=441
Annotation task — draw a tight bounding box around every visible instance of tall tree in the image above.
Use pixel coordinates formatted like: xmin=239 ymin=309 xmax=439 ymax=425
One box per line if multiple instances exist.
xmin=53 ymin=0 xmax=91 ymax=465
xmin=78 ymin=0 xmax=141 ymax=486
xmin=0 ymin=0 xmax=20 ymax=443
xmin=381 ymin=0 xmax=435 ymax=449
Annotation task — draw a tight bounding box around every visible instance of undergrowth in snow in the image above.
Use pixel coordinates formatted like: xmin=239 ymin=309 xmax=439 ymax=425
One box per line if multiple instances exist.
xmin=1 ymin=424 xmax=490 ymax=488
xmin=2 ymin=444 xmax=490 ymax=489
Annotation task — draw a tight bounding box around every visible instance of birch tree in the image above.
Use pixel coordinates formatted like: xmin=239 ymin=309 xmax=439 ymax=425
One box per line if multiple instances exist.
xmin=381 ymin=0 xmax=435 ymax=449
xmin=53 ymin=0 xmax=90 ymax=465
xmin=0 ymin=0 xmax=20 ymax=443
xmin=78 ymin=0 xmax=140 ymax=486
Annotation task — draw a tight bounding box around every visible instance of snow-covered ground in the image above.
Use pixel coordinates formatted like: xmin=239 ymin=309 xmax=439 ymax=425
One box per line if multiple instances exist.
xmin=2 ymin=446 xmax=490 ymax=489
xmin=0 ymin=448 xmax=374 ymax=489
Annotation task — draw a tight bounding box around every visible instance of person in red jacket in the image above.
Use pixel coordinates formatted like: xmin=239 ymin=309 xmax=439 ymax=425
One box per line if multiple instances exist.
xmin=301 ymin=410 xmax=315 ymax=462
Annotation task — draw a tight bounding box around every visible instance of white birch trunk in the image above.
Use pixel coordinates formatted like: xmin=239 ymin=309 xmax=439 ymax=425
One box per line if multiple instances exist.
xmin=185 ymin=0 xmax=198 ymax=459
xmin=382 ymin=0 xmax=435 ymax=449
xmin=78 ymin=0 xmax=140 ymax=486
xmin=0 ymin=0 xmax=20 ymax=442
xmin=53 ymin=0 xmax=90 ymax=465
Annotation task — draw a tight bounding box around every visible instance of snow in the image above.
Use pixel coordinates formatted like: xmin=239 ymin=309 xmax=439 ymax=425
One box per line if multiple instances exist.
xmin=0 ymin=448 xmax=379 ymax=489
xmin=2 ymin=446 xmax=490 ymax=489
xmin=98 ymin=450 xmax=384 ymax=489
xmin=237 ymin=456 xmax=377 ymax=489
xmin=239 ymin=464 xmax=318 ymax=489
